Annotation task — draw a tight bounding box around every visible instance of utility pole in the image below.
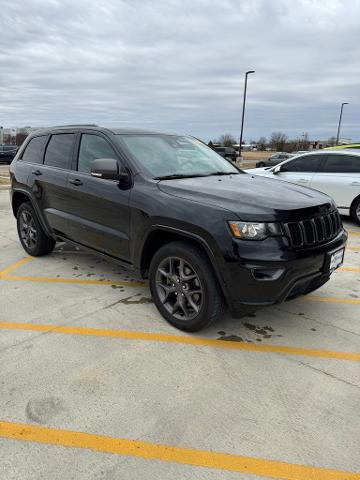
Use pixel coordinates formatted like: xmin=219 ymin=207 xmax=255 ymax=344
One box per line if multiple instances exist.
xmin=336 ymin=102 xmax=349 ymax=145
xmin=239 ymin=70 xmax=255 ymax=160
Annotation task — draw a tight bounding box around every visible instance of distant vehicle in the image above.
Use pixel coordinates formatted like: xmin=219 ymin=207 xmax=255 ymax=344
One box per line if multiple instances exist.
xmin=325 ymin=144 xmax=360 ymax=150
xmin=256 ymin=152 xmax=293 ymax=168
xmin=293 ymin=150 xmax=309 ymax=155
xmin=0 ymin=145 xmax=18 ymax=164
xmin=246 ymin=150 xmax=360 ymax=224
xmin=212 ymin=146 xmax=237 ymax=162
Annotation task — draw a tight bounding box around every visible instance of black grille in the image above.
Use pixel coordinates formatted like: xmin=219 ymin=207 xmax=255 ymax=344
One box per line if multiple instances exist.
xmin=284 ymin=211 xmax=342 ymax=248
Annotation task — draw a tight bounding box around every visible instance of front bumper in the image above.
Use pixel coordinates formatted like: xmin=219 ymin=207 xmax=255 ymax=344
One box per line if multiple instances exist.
xmin=221 ymin=229 xmax=348 ymax=317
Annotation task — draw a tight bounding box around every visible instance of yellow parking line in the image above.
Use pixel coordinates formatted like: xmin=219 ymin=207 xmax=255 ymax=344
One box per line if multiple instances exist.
xmin=338 ymin=267 xmax=360 ymax=272
xmin=305 ymin=295 xmax=360 ymax=305
xmin=0 ymin=421 xmax=358 ymax=480
xmin=348 ymin=230 xmax=360 ymax=236
xmin=0 ymin=257 xmax=33 ymax=276
xmin=0 ymin=274 xmax=146 ymax=287
xmin=0 ymin=320 xmax=359 ymax=361
xmin=346 ymin=245 xmax=359 ymax=251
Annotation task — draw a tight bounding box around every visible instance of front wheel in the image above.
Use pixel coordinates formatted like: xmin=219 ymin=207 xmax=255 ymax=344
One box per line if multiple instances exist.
xmin=257 ymin=162 xmax=266 ymax=167
xmin=149 ymin=241 xmax=224 ymax=331
xmin=350 ymin=197 xmax=360 ymax=225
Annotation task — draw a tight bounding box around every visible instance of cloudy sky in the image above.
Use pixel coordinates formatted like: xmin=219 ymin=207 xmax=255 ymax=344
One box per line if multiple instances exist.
xmin=0 ymin=0 xmax=359 ymax=142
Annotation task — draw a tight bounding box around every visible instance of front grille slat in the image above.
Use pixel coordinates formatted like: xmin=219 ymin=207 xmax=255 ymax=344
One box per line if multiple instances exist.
xmin=284 ymin=210 xmax=342 ymax=248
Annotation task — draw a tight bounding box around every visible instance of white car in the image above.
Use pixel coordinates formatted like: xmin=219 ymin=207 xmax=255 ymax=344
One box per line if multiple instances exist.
xmin=246 ymin=150 xmax=360 ymax=224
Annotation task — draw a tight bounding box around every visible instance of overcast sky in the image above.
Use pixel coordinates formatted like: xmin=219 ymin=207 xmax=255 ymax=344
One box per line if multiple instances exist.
xmin=0 ymin=0 xmax=359 ymax=142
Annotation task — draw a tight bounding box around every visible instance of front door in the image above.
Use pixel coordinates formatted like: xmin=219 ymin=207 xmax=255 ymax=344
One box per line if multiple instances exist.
xmin=66 ymin=133 xmax=131 ymax=262
xmin=273 ymin=153 xmax=325 ymax=187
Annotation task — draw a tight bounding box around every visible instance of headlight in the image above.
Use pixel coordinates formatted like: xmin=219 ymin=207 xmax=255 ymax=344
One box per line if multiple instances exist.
xmin=228 ymin=221 xmax=283 ymax=240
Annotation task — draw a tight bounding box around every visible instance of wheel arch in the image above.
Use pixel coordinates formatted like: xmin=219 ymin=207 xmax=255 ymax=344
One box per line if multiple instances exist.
xmin=12 ymin=189 xmax=53 ymax=237
xmin=139 ymin=226 xmax=230 ymax=305
xmin=12 ymin=190 xmax=33 ymax=217
xmin=350 ymin=194 xmax=360 ymax=223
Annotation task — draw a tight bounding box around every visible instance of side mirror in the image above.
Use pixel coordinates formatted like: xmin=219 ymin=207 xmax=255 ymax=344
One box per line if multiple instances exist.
xmin=273 ymin=165 xmax=282 ymax=175
xmin=91 ymin=158 xmax=129 ymax=182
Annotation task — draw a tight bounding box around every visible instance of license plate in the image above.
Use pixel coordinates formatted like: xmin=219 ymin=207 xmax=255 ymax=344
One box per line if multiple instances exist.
xmin=329 ymin=248 xmax=344 ymax=273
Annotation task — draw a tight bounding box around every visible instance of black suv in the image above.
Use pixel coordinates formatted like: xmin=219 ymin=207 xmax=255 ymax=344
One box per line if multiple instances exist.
xmin=0 ymin=144 xmax=18 ymax=164
xmin=212 ymin=146 xmax=237 ymax=162
xmin=10 ymin=125 xmax=347 ymax=331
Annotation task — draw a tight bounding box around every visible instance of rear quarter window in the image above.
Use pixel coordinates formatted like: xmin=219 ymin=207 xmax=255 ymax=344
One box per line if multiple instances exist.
xmin=21 ymin=136 xmax=48 ymax=164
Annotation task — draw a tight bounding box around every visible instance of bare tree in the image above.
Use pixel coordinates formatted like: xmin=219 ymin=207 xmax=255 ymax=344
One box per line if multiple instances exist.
xmin=15 ymin=132 xmax=28 ymax=146
xmin=257 ymin=136 xmax=267 ymax=150
xmin=269 ymin=131 xmax=288 ymax=151
xmin=218 ymin=133 xmax=237 ymax=147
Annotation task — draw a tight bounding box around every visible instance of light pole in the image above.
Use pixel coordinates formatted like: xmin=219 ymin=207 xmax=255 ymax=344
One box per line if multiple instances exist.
xmin=238 ymin=70 xmax=255 ymax=160
xmin=336 ymin=102 xmax=349 ymax=145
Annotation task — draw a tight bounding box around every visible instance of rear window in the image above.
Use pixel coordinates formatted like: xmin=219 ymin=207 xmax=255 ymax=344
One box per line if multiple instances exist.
xmin=21 ymin=136 xmax=47 ymax=164
xmin=44 ymin=134 xmax=75 ymax=169
xmin=323 ymin=154 xmax=360 ymax=173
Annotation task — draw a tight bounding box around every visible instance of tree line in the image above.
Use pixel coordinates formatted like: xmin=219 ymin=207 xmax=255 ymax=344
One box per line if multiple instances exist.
xmin=210 ymin=132 xmax=338 ymax=152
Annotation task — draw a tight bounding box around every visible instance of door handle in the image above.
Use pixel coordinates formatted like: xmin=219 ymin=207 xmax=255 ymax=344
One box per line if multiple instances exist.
xmin=69 ymin=178 xmax=83 ymax=186
xmin=32 ymin=169 xmax=42 ymax=176
xmin=297 ymin=178 xmax=308 ymax=182
xmin=351 ymin=182 xmax=360 ymax=186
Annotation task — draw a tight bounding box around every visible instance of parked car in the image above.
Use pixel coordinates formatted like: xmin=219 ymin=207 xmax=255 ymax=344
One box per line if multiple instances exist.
xmin=293 ymin=150 xmax=309 ymax=155
xmin=212 ymin=146 xmax=237 ymax=162
xmin=0 ymin=144 xmax=18 ymax=164
xmin=246 ymin=150 xmax=360 ymax=224
xmin=256 ymin=152 xmax=293 ymax=168
xmin=10 ymin=125 xmax=347 ymax=331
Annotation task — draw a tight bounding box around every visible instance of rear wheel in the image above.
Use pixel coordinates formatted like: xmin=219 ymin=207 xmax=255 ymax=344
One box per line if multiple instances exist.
xmin=257 ymin=162 xmax=266 ymax=167
xmin=149 ymin=241 xmax=224 ymax=331
xmin=17 ymin=202 xmax=55 ymax=256
xmin=350 ymin=197 xmax=360 ymax=225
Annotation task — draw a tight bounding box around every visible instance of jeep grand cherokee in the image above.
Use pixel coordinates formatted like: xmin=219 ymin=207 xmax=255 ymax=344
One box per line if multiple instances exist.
xmin=9 ymin=125 xmax=347 ymax=331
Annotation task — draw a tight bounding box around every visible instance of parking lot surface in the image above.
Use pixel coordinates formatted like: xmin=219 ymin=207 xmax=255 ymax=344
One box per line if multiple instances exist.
xmin=0 ymin=189 xmax=359 ymax=479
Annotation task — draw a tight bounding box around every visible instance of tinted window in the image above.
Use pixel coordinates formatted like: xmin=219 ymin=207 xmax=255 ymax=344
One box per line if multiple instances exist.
xmin=78 ymin=134 xmax=116 ymax=173
xmin=284 ymin=154 xmax=323 ymax=173
xmin=44 ymin=134 xmax=75 ymax=169
xmin=322 ymin=154 xmax=360 ymax=173
xmin=22 ymin=136 xmax=47 ymax=164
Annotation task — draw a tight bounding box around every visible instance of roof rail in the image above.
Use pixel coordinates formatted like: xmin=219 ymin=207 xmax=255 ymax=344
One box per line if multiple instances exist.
xmin=50 ymin=124 xmax=98 ymax=128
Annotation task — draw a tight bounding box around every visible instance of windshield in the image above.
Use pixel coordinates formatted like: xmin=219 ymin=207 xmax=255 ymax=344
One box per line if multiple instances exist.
xmin=117 ymin=135 xmax=240 ymax=178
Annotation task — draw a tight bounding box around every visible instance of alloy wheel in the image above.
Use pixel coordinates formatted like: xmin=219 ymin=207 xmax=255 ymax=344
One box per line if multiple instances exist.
xmin=19 ymin=210 xmax=37 ymax=249
xmin=155 ymin=256 xmax=203 ymax=321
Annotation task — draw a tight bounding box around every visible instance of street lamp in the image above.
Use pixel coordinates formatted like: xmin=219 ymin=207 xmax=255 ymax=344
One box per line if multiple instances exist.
xmin=336 ymin=102 xmax=349 ymax=145
xmin=238 ymin=70 xmax=255 ymax=159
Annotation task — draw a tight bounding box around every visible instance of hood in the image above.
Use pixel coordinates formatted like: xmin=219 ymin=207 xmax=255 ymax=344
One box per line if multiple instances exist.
xmin=245 ymin=167 xmax=271 ymax=175
xmin=157 ymin=173 xmax=333 ymax=221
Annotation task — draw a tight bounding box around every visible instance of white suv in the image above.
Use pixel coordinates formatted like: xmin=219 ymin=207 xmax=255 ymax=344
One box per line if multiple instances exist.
xmin=246 ymin=150 xmax=360 ymax=224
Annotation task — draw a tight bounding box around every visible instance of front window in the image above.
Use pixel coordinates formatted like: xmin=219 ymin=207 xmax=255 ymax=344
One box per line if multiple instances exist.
xmin=117 ymin=135 xmax=239 ymax=178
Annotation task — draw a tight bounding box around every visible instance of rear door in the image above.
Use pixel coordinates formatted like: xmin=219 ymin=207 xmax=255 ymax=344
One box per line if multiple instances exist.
xmin=12 ymin=135 xmax=48 ymax=189
xmin=28 ymin=132 xmax=77 ymax=237
xmin=274 ymin=153 xmax=324 ymax=187
xmin=310 ymin=154 xmax=360 ymax=209
xmin=66 ymin=132 xmax=131 ymax=261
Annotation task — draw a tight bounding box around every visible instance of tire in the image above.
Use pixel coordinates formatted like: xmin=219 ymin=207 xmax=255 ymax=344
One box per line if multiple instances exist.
xmin=149 ymin=241 xmax=224 ymax=332
xmin=17 ymin=202 xmax=56 ymax=256
xmin=257 ymin=162 xmax=265 ymax=167
xmin=350 ymin=196 xmax=360 ymax=225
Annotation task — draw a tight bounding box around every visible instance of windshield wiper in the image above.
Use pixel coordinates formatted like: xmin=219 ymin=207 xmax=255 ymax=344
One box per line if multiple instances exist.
xmin=154 ymin=173 xmax=208 ymax=180
xmin=205 ymin=171 xmax=240 ymax=176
